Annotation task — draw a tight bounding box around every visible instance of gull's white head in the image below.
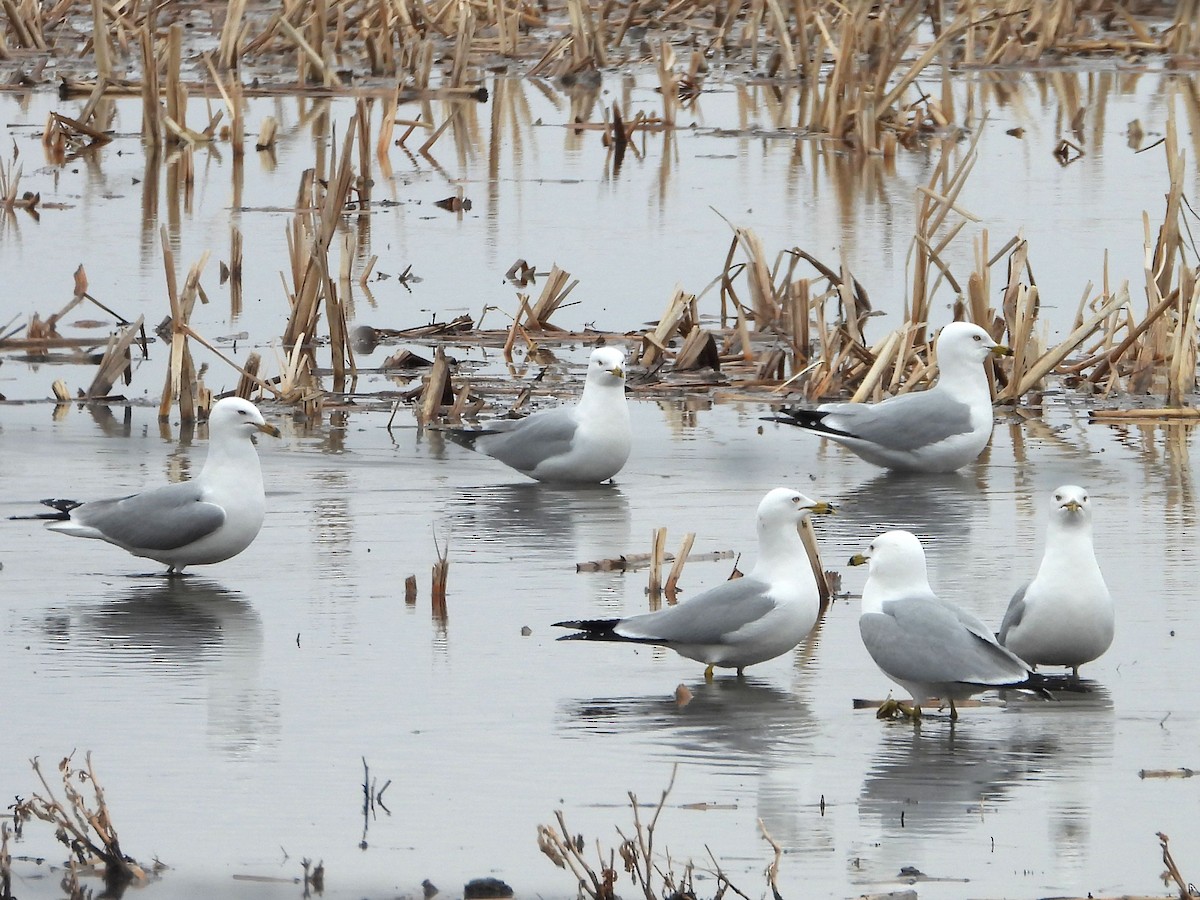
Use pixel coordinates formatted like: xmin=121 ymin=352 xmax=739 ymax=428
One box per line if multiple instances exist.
xmin=208 ymin=397 xmax=281 ymax=440
xmin=585 ymin=346 xmax=627 ymax=387
xmin=849 ymin=529 xmax=933 ymax=608
xmin=1049 ymin=484 xmax=1092 ymax=528
xmin=756 ymin=487 xmax=835 ymax=531
xmin=935 ymin=321 xmax=1012 ymax=371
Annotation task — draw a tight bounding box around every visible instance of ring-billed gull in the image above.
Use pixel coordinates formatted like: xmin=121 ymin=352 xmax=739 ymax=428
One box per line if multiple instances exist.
xmin=999 ymin=485 xmax=1113 ymax=678
xmin=34 ymin=397 xmax=279 ymax=574
xmin=555 ymin=487 xmax=834 ymax=679
xmin=767 ymin=322 xmax=1011 ymax=473
xmin=445 ymin=346 xmax=631 ymax=483
xmin=850 ymin=529 xmax=1030 ymax=719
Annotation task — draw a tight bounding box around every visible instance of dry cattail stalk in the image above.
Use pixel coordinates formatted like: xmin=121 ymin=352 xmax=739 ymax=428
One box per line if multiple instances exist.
xmin=86 ymin=316 xmax=145 ymax=399
xmin=431 ymin=536 xmax=449 ymax=621
xmin=647 ymin=526 xmax=667 ymax=604
xmin=255 ymin=116 xmax=278 ymax=151
xmin=524 ymin=266 xmax=578 ymax=330
xmin=417 ymin=346 xmax=452 ymax=425
xmin=640 ymin=287 xmax=694 ymax=367
xmin=663 ymin=532 xmax=695 ymax=604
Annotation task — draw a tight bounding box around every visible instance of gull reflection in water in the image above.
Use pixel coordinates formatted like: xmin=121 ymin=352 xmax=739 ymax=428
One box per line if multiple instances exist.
xmin=837 ymin=471 xmax=986 ymax=549
xmin=78 ymin=578 xmax=279 ymax=757
xmin=855 ymin=683 xmax=1113 ymax=884
xmin=443 ymin=482 xmax=632 ymax=565
xmin=558 ymin=669 xmax=827 ymax=851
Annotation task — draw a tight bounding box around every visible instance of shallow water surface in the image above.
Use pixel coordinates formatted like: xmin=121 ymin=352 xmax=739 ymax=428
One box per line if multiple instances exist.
xmin=2 ymin=398 xmax=1199 ymax=899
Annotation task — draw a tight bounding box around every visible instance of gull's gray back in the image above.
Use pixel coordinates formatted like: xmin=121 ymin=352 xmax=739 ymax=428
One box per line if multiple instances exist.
xmin=861 ymin=594 xmax=1027 ymax=687
xmin=823 ymin=390 xmax=973 ymax=450
xmin=618 ymin=577 xmax=777 ymax=644
xmin=477 ymin=408 xmax=579 ymax=472
xmin=71 ymin=482 xmax=225 ymax=551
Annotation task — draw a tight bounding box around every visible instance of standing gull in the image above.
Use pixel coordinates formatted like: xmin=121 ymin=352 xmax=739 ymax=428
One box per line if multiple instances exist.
xmin=33 ymin=397 xmax=280 ymax=574
xmin=999 ymin=485 xmax=1113 ymax=678
xmin=767 ymin=322 xmax=1011 ymax=473
xmin=851 ymin=530 xmax=1031 ymax=719
xmin=445 ymin=346 xmax=631 ymax=484
xmin=555 ymin=487 xmax=834 ymax=679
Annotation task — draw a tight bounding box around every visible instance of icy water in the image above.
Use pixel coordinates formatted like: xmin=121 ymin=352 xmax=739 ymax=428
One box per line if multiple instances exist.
xmin=3 ymin=67 xmax=1200 ymax=898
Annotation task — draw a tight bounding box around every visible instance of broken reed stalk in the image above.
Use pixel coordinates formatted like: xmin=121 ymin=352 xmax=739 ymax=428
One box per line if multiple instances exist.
xmin=418 ymin=346 xmax=452 ymax=425
xmin=281 ymin=111 xmax=360 ymax=395
xmin=218 ymin=0 xmax=247 ymax=69
xmin=164 ymin=24 xmax=186 ymax=144
xmin=431 ymin=534 xmax=449 ymax=620
xmin=89 ymin=0 xmax=112 ymax=82
xmin=86 ymin=315 xmax=145 ymax=399
xmin=139 ymin=2 xmax=161 ymax=154
xmin=663 ymin=532 xmax=695 ymax=603
xmin=640 ymin=287 xmax=694 ymax=367
xmin=230 ymin=224 xmax=244 ymax=317
xmin=525 ymin=265 xmax=578 ymax=330
xmin=647 ymin=526 xmax=667 ymax=602
xmin=158 ymin=227 xmax=209 ymax=422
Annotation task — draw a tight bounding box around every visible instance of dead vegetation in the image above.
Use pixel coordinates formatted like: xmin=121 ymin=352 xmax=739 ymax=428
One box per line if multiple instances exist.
xmin=9 ymin=752 xmax=154 ymax=896
xmin=2 ymin=1 xmax=1199 ymax=172
xmin=537 ymin=765 xmax=781 ymax=900
xmin=3 ymin=5 xmax=1200 ymax=424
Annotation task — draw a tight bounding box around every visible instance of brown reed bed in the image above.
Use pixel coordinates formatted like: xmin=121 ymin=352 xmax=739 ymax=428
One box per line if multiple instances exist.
xmin=3 ymin=8 xmax=1200 ymax=425
xmin=4 ymin=2 xmax=1198 ymax=115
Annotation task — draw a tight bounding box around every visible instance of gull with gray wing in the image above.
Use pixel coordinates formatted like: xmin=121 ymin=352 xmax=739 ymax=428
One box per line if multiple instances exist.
xmin=555 ymin=487 xmax=834 ymax=679
xmin=999 ymin=485 xmax=1113 ymax=678
xmin=444 ymin=346 xmax=631 ymax=483
xmin=28 ymin=397 xmax=279 ymax=574
xmin=767 ymin=322 xmax=1010 ymax=473
xmin=851 ymin=530 xmax=1032 ymax=719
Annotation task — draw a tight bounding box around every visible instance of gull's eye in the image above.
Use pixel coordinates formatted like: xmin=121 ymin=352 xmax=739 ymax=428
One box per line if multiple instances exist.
xmin=1055 ymin=493 xmax=1062 ymax=501
xmin=973 ymin=334 xmax=982 ymax=341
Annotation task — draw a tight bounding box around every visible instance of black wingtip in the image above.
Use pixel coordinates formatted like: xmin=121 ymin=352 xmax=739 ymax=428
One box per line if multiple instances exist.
xmin=9 ymin=498 xmax=82 ymax=521
xmin=761 ymin=407 xmax=827 ymax=429
xmin=553 ymin=618 xmax=622 ymax=642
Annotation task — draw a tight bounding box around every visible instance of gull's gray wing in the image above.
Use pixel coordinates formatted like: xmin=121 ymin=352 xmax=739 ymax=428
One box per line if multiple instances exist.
xmin=998 ymin=584 xmax=1029 ymax=644
xmin=860 ymin=594 xmax=1028 ymax=687
xmin=819 ymin=389 xmax=973 ymax=451
xmin=616 ymin=577 xmax=777 ymax=645
xmin=474 ymin=408 xmax=579 ymax=472
xmin=66 ymin=482 xmax=226 ymax=551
